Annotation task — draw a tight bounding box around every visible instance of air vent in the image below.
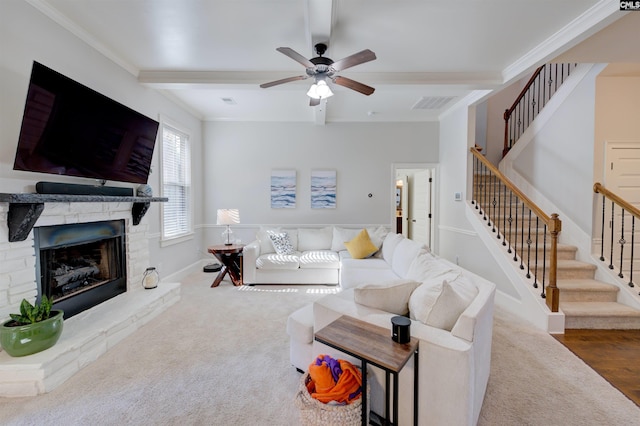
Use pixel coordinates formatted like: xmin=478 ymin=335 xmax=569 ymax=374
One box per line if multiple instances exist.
xmin=221 ymin=97 xmax=236 ymax=105
xmin=411 ymin=96 xmax=455 ymax=110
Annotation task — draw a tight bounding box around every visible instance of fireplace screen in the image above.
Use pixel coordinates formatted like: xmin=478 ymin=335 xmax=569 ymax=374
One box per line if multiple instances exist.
xmin=35 ymin=220 xmax=127 ymax=318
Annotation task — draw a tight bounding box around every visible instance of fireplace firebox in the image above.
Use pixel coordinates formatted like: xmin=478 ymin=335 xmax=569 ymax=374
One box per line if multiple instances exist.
xmin=34 ymin=220 xmax=127 ymax=318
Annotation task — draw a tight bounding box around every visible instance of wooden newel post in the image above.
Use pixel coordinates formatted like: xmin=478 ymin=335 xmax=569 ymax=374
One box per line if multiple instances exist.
xmin=546 ymin=213 xmax=561 ymax=312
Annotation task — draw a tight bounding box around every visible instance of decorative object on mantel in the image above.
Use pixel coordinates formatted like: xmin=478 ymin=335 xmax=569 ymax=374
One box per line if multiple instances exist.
xmin=137 ymin=184 xmax=153 ymax=197
xmin=0 ymin=193 xmax=168 ymax=242
xmin=217 ymin=209 xmax=240 ymax=245
xmin=142 ymin=267 xmax=160 ymax=289
xmin=0 ymin=295 xmax=64 ymax=357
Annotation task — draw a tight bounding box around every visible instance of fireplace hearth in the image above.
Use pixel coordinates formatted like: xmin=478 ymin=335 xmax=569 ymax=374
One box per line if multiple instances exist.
xmin=34 ymin=220 xmax=127 ymax=318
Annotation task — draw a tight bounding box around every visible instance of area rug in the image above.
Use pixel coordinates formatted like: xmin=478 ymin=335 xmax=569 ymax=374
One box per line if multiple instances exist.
xmin=0 ymin=272 xmax=637 ymax=425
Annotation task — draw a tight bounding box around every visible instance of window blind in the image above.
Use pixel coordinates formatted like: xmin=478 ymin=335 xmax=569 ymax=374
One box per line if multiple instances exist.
xmin=162 ymin=124 xmax=191 ymax=239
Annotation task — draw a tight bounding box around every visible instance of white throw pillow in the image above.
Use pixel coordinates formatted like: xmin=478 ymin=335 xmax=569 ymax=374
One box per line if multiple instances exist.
xmin=381 ymin=233 xmax=404 ymax=264
xmin=391 ymin=238 xmax=427 ymax=278
xmin=409 ymin=277 xmax=478 ymax=331
xmin=256 ymin=226 xmax=281 ymax=254
xmin=298 ymin=227 xmax=333 ymax=251
xmin=354 ymin=279 xmax=421 ymax=316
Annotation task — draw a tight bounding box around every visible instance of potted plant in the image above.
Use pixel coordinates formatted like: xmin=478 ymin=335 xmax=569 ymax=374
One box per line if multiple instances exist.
xmin=0 ymin=295 xmax=64 ymax=357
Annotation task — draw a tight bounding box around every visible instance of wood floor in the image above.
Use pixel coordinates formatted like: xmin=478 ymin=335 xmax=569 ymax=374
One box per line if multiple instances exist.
xmin=553 ymin=329 xmax=640 ymax=407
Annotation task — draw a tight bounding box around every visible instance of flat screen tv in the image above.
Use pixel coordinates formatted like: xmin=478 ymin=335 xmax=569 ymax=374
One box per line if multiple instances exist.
xmin=13 ymin=61 xmax=159 ymax=185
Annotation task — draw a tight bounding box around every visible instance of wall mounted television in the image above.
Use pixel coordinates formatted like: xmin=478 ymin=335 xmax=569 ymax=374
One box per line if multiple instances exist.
xmin=13 ymin=61 xmax=159 ymax=185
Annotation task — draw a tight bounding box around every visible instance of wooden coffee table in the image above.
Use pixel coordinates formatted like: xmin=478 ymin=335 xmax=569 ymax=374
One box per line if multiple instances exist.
xmin=314 ymin=315 xmax=419 ymax=426
xmin=207 ymin=244 xmax=244 ymax=287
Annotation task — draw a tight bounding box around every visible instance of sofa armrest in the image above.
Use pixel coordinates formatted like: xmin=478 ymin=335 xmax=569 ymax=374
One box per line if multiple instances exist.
xmin=242 ymin=240 xmax=260 ymax=284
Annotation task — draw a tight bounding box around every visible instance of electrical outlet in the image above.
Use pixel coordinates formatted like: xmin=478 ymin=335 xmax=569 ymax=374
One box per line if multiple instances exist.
xmin=454 ymin=192 xmax=462 ymax=201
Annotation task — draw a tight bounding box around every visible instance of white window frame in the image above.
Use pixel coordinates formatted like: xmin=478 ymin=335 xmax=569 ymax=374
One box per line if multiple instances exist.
xmin=159 ymin=116 xmax=193 ymax=246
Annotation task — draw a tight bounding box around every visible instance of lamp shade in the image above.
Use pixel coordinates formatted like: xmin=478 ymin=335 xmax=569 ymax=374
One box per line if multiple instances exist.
xmin=216 ymin=209 xmax=240 ymax=225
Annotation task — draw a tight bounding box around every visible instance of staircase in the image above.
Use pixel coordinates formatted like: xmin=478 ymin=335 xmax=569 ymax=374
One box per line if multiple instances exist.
xmin=554 ymin=250 xmax=640 ymax=329
xmin=471 ymin=167 xmax=640 ymax=330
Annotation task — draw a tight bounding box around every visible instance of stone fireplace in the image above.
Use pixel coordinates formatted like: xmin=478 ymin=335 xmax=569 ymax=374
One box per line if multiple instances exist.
xmin=0 ymin=200 xmax=180 ymax=397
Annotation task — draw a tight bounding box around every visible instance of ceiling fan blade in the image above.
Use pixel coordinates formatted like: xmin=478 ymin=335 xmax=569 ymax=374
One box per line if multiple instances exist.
xmin=309 ymin=98 xmax=320 ymax=107
xmin=333 ymin=76 xmax=375 ymax=96
xmin=276 ymin=47 xmax=315 ymax=68
xmin=260 ymin=75 xmax=308 ymax=89
xmin=330 ymin=49 xmax=376 ymax=72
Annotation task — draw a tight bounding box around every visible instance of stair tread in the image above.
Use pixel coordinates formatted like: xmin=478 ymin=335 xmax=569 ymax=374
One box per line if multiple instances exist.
xmin=557 ymin=279 xmax=620 ymax=292
xmin=561 ymin=301 xmax=640 ymax=317
xmin=556 ymin=259 xmax=597 ymax=270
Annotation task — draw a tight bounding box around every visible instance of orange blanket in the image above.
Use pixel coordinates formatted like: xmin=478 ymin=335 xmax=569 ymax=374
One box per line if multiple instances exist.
xmin=306 ymin=356 xmax=362 ymax=404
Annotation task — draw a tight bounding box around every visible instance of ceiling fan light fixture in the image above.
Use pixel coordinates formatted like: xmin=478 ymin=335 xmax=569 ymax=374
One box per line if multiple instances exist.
xmin=307 ymin=80 xmax=333 ymax=99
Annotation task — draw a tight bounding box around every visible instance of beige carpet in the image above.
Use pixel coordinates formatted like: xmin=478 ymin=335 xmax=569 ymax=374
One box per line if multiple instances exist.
xmin=0 ymin=272 xmax=638 ymax=425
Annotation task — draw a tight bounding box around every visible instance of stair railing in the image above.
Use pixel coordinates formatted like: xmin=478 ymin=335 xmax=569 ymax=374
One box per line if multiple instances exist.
xmin=593 ymin=183 xmax=640 ymax=295
xmin=471 ymin=147 xmax=561 ymax=312
xmin=503 ymin=63 xmax=577 ymax=157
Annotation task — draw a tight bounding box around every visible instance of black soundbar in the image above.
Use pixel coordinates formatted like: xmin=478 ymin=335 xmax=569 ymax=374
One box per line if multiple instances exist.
xmin=36 ymin=182 xmax=134 ymax=197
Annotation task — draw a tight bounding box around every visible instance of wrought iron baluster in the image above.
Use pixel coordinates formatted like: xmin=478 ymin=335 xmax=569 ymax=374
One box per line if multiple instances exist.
xmin=507 ymin=190 xmax=513 ymax=251
xmin=599 ymin=193 xmax=606 ymax=261
xmin=541 ymin=224 xmax=548 ymax=298
xmin=619 ymin=209 xmax=626 ymax=278
xmin=513 ymin=198 xmax=520 ymax=262
xmin=525 ymin=208 xmax=532 ymax=277
xmin=630 ymin=216 xmax=635 ymax=288
xmin=519 ymin=202 xmax=526 ymax=269
xmin=609 ymin=201 xmax=615 ymax=270
xmin=533 ymin=216 xmax=540 ymax=287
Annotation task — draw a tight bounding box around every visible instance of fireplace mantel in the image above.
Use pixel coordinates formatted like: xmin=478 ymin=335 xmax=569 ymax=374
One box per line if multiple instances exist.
xmin=0 ymin=193 xmax=168 ymax=242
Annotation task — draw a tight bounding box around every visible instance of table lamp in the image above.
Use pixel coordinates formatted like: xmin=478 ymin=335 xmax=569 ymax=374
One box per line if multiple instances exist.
xmin=217 ymin=209 xmax=240 ymax=245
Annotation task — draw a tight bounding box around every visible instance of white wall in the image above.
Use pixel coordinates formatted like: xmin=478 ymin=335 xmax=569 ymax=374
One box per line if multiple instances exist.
xmin=439 ymin=100 xmax=519 ymax=298
xmin=0 ymin=1 xmax=204 ymax=279
xmin=594 ymin=70 xmax=640 ymax=185
xmin=201 ymin=121 xmax=438 ymax=246
xmin=510 ymin=66 xmax=599 ymax=234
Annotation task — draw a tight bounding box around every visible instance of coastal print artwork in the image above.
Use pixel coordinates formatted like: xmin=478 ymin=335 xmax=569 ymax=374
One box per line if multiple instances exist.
xmin=271 ymin=170 xmax=296 ymax=208
xmin=311 ymin=170 xmax=336 ymax=209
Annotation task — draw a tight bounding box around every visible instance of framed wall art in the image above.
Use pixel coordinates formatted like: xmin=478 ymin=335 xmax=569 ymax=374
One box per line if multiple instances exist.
xmin=311 ymin=169 xmax=336 ymax=209
xmin=271 ymin=169 xmax=296 ymax=208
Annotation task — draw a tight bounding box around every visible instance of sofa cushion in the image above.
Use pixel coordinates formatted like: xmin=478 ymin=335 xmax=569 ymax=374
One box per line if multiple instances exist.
xmin=256 ymin=253 xmax=300 ymax=270
xmin=409 ymin=277 xmax=479 ymax=331
xmin=406 ymin=250 xmax=459 ymax=282
xmin=340 ymin=256 xmax=390 ymax=270
xmin=381 ymin=233 xmax=404 ymax=264
xmin=391 ymin=238 xmax=427 ymax=278
xmin=340 ymin=267 xmax=401 ymax=289
xmin=332 ymin=226 xmax=388 ymax=252
xmin=298 ymin=227 xmax=333 ymax=251
xmin=354 ymin=279 xmax=420 ymax=315
xmin=269 ymin=232 xmax=295 ymax=255
xmin=299 ymin=250 xmax=340 ymax=269
xmin=344 ymin=229 xmax=379 ymax=259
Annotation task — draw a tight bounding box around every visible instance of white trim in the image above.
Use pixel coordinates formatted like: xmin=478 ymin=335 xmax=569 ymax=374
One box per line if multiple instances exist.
xmin=160 ymin=232 xmax=195 ymax=248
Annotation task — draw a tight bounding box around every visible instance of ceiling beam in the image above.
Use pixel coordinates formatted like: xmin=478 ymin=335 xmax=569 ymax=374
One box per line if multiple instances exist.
xmin=304 ymin=0 xmax=335 ymax=125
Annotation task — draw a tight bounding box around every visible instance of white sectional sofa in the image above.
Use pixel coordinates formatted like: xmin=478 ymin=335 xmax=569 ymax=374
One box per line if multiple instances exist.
xmin=286 ymin=232 xmax=497 ymax=426
xmin=242 ymin=226 xmax=387 ymax=285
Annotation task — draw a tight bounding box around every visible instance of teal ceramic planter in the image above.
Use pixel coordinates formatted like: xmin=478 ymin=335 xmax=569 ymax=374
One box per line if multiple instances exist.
xmin=0 ymin=310 xmax=64 ymax=357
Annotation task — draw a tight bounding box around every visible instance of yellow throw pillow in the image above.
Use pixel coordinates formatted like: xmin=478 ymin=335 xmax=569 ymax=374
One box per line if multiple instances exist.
xmin=344 ymin=229 xmax=379 ymax=259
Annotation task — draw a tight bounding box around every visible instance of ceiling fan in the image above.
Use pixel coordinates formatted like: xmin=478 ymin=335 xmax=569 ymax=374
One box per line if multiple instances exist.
xmin=260 ymin=43 xmax=376 ymax=106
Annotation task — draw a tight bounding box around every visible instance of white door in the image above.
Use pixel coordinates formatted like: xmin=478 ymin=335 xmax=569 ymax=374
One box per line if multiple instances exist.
xmin=604 ymin=142 xmax=640 ymax=276
xmin=409 ymin=170 xmax=432 ymax=246
xmin=401 ymin=176 xmax=409 ymax=238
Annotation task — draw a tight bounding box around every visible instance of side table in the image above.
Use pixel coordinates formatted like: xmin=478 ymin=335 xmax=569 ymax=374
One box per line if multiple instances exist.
xmin=314 ymin=315 xmax=418 ymax=426
xmin=207 ymin=244 xmax=244 ymax=287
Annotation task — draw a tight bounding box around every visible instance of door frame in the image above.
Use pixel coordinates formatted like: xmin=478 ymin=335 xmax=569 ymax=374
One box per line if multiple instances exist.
xmin=391 ymin=163 xmax=439 ymax=251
